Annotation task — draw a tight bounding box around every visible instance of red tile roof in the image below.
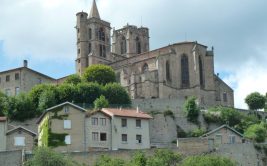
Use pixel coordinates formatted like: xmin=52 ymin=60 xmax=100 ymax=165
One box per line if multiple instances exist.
xmin=0 ymin=117 xmax=7 ymax=122
xmin=101 ymin=108 xmax=152 ymax=119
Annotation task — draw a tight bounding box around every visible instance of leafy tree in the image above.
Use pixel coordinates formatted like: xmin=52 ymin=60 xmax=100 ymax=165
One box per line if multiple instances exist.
xmin=94 ymin=95 xmax=109 ymax=110
xmin=37 ymin=90 xmax=57 ymax=114
xmin=0 ymin=91 xmax=8 ymax=116
xmin=29 ymin=84 xmax=57 ymax=109
xmin=146 ymin=149 xmax=182 ymax=166
xmin=4 ymin=93 xmax=35 ymax=121
xmin=244 ymin=123 xmax=267 ymax=143
xmin=25 ymin=147 xmax=80 ymax=166
xmin=181 ymin=155 xmax=236 ymax=166
xmin=104 ymin=83 xmax=131 ymax=105
xmin=82 ymin=64 xmax=116 ymax=85
xmin=57 ymin=83 xmax=77 ymax=103
xmin=75 ymin=82 xmax=103 ymax=104
xmin=183 ymin=96 xmax=200 ymax=123
xmin=64 ymin=74 xmax=82 ymax=85
xmin=245 ymin=92 xmax=266 ymax=110
xmin=220 ymin=107 xmax=242 ymax=126
xmin=235 ymin=114 xmax=260 ymax=133
xmin=129 ymin=151 xmax=147 ymax=166
xmin=94 ymin=155 xmax=125 ymax=166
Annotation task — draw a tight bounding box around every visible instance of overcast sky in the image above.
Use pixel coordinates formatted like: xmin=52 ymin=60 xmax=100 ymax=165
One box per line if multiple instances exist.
xmin=0 ymin=0 xmax=267 ymax=109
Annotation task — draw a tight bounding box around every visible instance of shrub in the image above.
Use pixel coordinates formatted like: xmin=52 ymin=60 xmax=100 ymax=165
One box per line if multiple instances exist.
xmin=163 ymin=110 xmax=175 ymax=119
xmin=37 ymin=89 xmax=57 ymax=114
xmin=181 ymin=155 xmax=237 ymax=166
xmin=104 ymin=83 xmax=131 ymax=105
xmin=64 ymin=74 xmax=81 ymax=85
xmin=183 ymin=96 xmax=200 ymax=123
xmin=244 ymin=123 xmax=267 ymax=143
xmin=94 ymin=155 xmax=125 ymax=166
xmin=188 ymin=128 xmax=206 ymax=137
xmin=82 ymin=64 xmax=116 ymax=85
xmin=94 ymin=95 xmax=109 ymax=110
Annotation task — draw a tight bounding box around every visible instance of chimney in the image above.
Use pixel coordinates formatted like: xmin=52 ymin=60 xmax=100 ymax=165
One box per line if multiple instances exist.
xmin=136 ymin=106 xmax=139 ymax=113
xmin=23 ymin=60 xmax=28 ymax=68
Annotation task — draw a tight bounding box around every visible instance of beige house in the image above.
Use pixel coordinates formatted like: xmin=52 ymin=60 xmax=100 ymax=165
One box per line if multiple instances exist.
xmin=202 ymin=125 xmax=244 ymax=149
xmin=0 ymin=60 xmax=55 ymax=96
xmin=6 ymin=126 xmax=37 ymax=152
xmin=86 ymin=108 xmax=152 ymax=150
xmin=37 ymin=102 xmax=87 ymax=152
xmin=37 ymin=102 xmax=153 ymax=152
xmin=0 ymin=117 xmax=7 ymax=151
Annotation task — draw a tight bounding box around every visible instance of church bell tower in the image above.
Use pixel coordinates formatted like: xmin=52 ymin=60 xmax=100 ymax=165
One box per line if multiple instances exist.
xmin=75 ymin=0 xmax=111 ymax=75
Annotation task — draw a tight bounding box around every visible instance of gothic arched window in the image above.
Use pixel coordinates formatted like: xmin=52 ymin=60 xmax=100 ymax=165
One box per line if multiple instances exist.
xmin=89 ymin=43 xmax=91 ymax=53
xmin=166 ymin=60 xmax=171 ymax=82
xmin=99 ymin=45 xmax=106 ymax=57
xmin=89 ymin=28 xmax=92 ymax=39
xmin=199 ymin=56 xmax=204 ymax=88
xmin=99 ymin=28 xmax=105 ymax=41
xmin=120 ymin=36 xmax=127 ymax=54
xmin=181 ymin=54 xmax=190 ymax=88
xmin=136 ymin=37 xmax=141 ymax=54
xmin=142 ymin=63 xmax=149 ymax=73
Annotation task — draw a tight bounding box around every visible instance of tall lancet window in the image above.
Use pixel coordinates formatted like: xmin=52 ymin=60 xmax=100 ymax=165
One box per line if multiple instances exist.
xmin=89 ymin=28 xmax=92 ymax=39
xmin=199 ymin=56 xmax=204 ymax=88
xmin=142 ymin=63 xmax=149 ymax=73
xmin=136 ymin=37 xmax=141 ymax=54
xmin=99 ymin=27 xmax=105 ymax=41
xmin=166 ymin=60 xmax=171 ymax=82
xmin=181 ymin=54 xmax=190 ymax=88
xmin=121 ymin=36 xmax=127 ymax=54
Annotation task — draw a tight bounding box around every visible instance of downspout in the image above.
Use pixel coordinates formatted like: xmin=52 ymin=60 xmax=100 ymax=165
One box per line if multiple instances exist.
xmin=84 ymin=115 xmax=86 ymax=153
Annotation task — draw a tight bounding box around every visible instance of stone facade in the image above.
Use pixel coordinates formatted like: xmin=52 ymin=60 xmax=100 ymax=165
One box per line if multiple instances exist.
xmin=76 ymin=0 xmax=234 ymax=108
xmin=0 ymin=60 xmax=55 ymax=96
xmin=0 ymin=117 xmax=7 ymax=151
xmin=6 ymin=126 xmax=37 ymax=152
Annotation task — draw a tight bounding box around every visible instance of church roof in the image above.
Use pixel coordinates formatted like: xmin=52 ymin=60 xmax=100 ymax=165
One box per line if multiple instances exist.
xmin=89 ymin=0 xmax=100 ymax=19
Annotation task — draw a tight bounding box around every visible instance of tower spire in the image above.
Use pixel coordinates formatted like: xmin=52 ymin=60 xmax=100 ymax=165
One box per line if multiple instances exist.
xmin=89 ymin=0 xmax=100 ymax=19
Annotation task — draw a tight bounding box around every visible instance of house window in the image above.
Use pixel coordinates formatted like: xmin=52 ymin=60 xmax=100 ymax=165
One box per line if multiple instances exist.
xmin=15 ymin=73 xmax=20 ymax=80
xmin=136 ymin=37 xmax=141 ymax=54
xmin=199 ymin=56 xmax=204 ymax=88
xmin=215 ymin=134 xmax=222 ymax=145
xmin=92 ymin=117 xmax=98 ymax=125
xmin=92 ymin=132 xmax=98 ymax=141
xmin=100 ymin=133 xmax=107 ymax=141
xmin=223 ymin=92 xmax=227 ymax=102
xmin=37 ymin=78 xmax=42 ymax=84
xmin=100 ymin=118 xmax=106 ymax=126
xmin=64 ymin=120 xmax=71 ymax=129
xmin=181 ymin=54 xmax=190 ymax=88
xmin=6 ymin=75 xmax=10 ymax=82
xmin=5 ymin=89 xmax=11 ymax=96
xmin=65 ymin=135 xmax=71 ymax=144
xmin=122 ymin=134 xmax=127 ymax=143
xmin=136 ymin=119 xmax=141 ymax=128
xmin=15 ymin=87 xmax=20 ymax=96
xmin=98 ymin=27 xmax=105 ymax=41
xmin=229 ymin=135 xmax=235 ymax=144
xmin=136 ymin=135 xmax=142 ymax=144
xmin=121 ymin=36 xmax=127 ymax=54
xmin=121 ymin=119 xmax=127 ymax=127
xmin=64 ymin=106 xmax=69 ymax=113
xmin=166 ymin=60 xmax=171 ymax=82
xmin=14 ymin=137 xmax=25 ymax=146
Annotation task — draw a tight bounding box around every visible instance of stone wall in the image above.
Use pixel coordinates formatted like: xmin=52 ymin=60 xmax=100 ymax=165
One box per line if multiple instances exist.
xmin=0 ymin=150 xmax=22 ymax=166
xmin=178 ymin=137 xmax=209 ymax=154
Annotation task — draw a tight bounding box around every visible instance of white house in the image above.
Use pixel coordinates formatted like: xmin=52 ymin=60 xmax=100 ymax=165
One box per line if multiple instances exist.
xmin=86 ymin=108 xmax=152 ymax=151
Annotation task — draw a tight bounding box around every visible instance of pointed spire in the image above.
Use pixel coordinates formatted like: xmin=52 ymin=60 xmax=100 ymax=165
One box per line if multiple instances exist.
xmin=89 ymin=0 xmax=100 ymax=19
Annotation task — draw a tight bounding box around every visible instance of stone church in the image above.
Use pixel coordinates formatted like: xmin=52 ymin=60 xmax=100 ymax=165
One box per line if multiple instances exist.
xmin=75 ymin=0 xmax=234 ymax=108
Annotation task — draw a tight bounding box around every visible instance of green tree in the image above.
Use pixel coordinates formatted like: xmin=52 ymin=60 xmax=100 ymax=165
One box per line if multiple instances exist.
xmin=37 ymin=90 xmax=57 ymax=114
xmin=104 ymin=83 xmax=131 ymax=105
xmin=75 ymin=82 xmax=103 ymax=104
xmin=25 ymin=147 xmax=80 ymax=166
xmin=129 ymin=151 xmax=147 ymax=166
xmin=181 ymin=155 xmax=236 ymax=166
xmin=244 ymin=123 xmax=267 ymax=143
xmin=0 ymin=91 xmax=8 ymax=116
xmin=82 ymin=64 xmax=116 ymax=85
xmin=4 ymin=93 xmax=35 ymax=121
xmin=146 ymin=149 xmax=182 ymax=166
xmin=220 ymin=107 xmax=242 ymax=127
xmin=29 ymin=84 xmax=57 ymax=109
xmin=245 ymin=92 xmax=266 ymax=110
xmin=94 ymin=95 xmax=109 ymax=110
xmin=57 ymin=83 xmax=77 ymax=103
xmin=64 ymin=74 xmax=82 ymax=85
xmin=183 ymin=96 xmax=200 ymax=123
xmin=94 ymin=155 xmax=125 ymax=166
xmin=235 ymin=114 xmax=260 ymax=133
